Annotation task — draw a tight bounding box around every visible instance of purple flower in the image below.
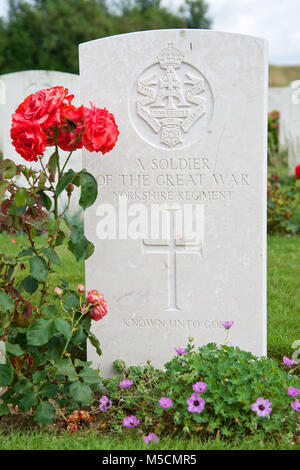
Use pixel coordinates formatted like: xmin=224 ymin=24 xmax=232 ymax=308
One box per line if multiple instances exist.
xmin=283 ymin=356 xmax=294 ymax=367
xmin=123 ymin=415 xmax=140 ymax=427
xmin=120 ymin=379 xmax=133 ymax=389
xmin=288 ymin=386 xmax=300 ymax=397
xmin=175 ymin=347 xmax=186 ymax=355
xmin=143 ymin=432 xmax=160 ymax=444
xmin=221 ymin=321 xmax=234 ymax=329
xmin=192 ymin=381 xmax=207 ymax=393
xmin=291 ymin=399 xmax=300 ymax=412
xmin=251 ymin=397 xmax=272 ymax=417
xmin=99 ymin=395 xmax=112 ymax=412
xmin=186 ymin=393 xmax=205 ymax=413
xmin=159 ymin=397 xmax=173 ymax=409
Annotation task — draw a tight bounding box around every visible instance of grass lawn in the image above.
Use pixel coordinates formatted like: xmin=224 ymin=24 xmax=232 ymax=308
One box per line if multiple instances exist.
xmin=0 ymin=232 xmax=299 ymax=450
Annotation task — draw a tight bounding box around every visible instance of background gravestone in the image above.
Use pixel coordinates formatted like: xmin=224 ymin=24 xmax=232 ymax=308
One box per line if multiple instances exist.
xmin=287 ymin=81 xmax=300 ymax=173
xmin=0 ymin=70 xmax=82 ymax=214
xmin=80 ymin=30 xmax=268 ymax=376
xmin=268 ymin=86 xmax=289 ymax=148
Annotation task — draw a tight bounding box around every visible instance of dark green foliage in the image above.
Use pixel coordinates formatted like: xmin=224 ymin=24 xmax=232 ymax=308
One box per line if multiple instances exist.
xmin=102 ymin=341 xmax=300 ymax=440
xmin=0 ymin=0 xmax=211 ymax=75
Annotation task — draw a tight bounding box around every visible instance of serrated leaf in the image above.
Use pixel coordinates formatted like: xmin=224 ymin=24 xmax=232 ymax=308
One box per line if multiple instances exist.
xmin=27 ymin=318 xmax=54 ymax=346
xmin=55 ymin=318 xmax=72 ymax=340
xmin=79 ymin=171 xmax=98 ymax=210
xmin=0 ymin=364 xmax=14 ymax=386
xmin=22 ymin=276 xmax=38 ymax=294
xmin=54 ymin=358 xmax=77 ymax=382
xmin=78 ymin=367 xmax=100 ymax=384
xmin=32 ymin=370 xmax=46 ymax=384
xmin=0 ymin=403 xmax=9 ymax=416
xmin=0 ymin=290 xmax=14 ymax=313
xmin=5 ymin=343 xmax=23 ymax=356
xmin=56 ymin=169 xmax=76 ymax=197
xmin=69 ymin=382 xmax=93 ymax=405
xmin=34 ymin=401 xmax=56 ymax=426
xmin=41 ymin=248 xmax=60 ymax=265
xmin=29 ymin=256 xmax=48 ymax=282
xmin=39 ymin=383 xmax=58 ymax=399
xmin=19 ymin=392 xmax=38 ymax=412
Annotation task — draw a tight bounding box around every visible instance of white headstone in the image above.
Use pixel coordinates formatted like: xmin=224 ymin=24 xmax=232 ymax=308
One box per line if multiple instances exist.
xmin=287 ymin=80 xmax=300 ymax=172
xmin=0 ymin=70 xmax=82 ymax=214
xmin=268 ymin=86 xmax=289 ymax=148
xmin=80 ymin=30 xmax=268 ymax=376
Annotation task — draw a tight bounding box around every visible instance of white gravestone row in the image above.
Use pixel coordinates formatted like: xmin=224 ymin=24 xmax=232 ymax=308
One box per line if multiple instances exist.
xmin=0 ymin=70 xmax=82 ymax=214
xmin=80 ymin=30 xmax=268 ymax=376
xmin=286 ymin=81 xmax=300 ymax=172
xmin=268 ymin=86 xmax=289 ymax=147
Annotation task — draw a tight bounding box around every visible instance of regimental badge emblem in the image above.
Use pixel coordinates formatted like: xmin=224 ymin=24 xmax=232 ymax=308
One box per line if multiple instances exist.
xmin=131 ymin=43 xmax=213 ymax=149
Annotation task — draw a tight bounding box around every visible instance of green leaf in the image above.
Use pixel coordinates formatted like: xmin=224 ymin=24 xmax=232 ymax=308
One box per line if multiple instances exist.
xmin=39 ymin=192 xmax=52 ymax=211
xmin=0 ymin=159 xmax=16 ymax=179
xmin=56 ymin=169 xmax=76 ymax=197
xmin=68 ymin=225 xmax=95 ymax=261
xmin=0 ymin=180 xmax=10 ymax=198
xmin=72 ymin=326 xmax=87 ymax=345
xmin=0 ymin=403 xmax=9 ymax=416
xmin=39 ymin=383 xmax=58 ymax=399
xmin=64 ymin=293 xmax=80 ymax=309
xmin=14 ymin=188 xmax=27 ymax=208
xmin=79 ymin=171 xmax=98 ymax=210
xmin=34 ymin=401 xmax=56 ymax=426
xmin=27 ymin=318 xmax=54 ymax=346
xmin=0 ymin=290 xmax=14 ymax=313
xmin=32 ymin=370 xmax=46 ymax=384
xmin=22 ymin=276 xmax=38 ymax=294
xmin=14 ymin=380 xmax=32 ymax=395
xmin=41 ymin=248 xmax=60 ymax=265
xmin=78 ymin=367 xmax=101 ymax=384
xmin=88 ymin=332 xmax=102 ymax=357
xmin=19 ymin=392 xmax=38 ymax=412
xmin=0 ymin=364 xmax=14 ymax=386
xmin=47 ymin=150 xmax=58 ymax=178
xmin=55 ymin=318 xmax=72 ymax=340
xmin=69 ymin=382 xmax=93 ymax=405
xmin=47 ymin=219 xmax=58 ymax=234
xmin=54 ymin=359 xmax=77 ymax=382
xmin=29 ymin=256 xmax=48 ymax=282
xmin=5 ymin=343 xmax=23 ymax=356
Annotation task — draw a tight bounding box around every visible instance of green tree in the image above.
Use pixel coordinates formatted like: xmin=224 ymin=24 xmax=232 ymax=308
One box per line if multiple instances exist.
xmin=180 ymin=0 xmax=211 ymax=29
xmin=1 ymin=0 xmax=113 ymax=74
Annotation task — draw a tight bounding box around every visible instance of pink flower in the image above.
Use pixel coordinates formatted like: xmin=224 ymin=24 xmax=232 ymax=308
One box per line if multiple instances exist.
xmin=99 ymin=395 xmax=111 ymax=412
xmin=120 ymin=379 xmax=133 ymax=389
xmin=186 ymin=393 xmax=205 ymax=413
xmin=54 ymin=287 xmax=63 ymax=297
xmin=174 ymin=347 xmax=186 ymax=355
xmin=192 ymin=381 xmax=207 ymax=393
xmin=10 ymin=238 xmax=17 ymax=244
xmin=291 ymin=399 xmax=300 ymax=412
xmin=86 ymin=289 xmax=102 ymax=304
xmin=283 ymin=356 xmax=294 ymax=367
xmin=77 ymin=284 xmax=85 ymax=294
xmin=123 ymin=415 xmax=140 ymax=427
xmin=288 ymin=386 xmax=300 ymax=397
xmin=143 ymin=432 xmax=159 ymax=444
xmin=158 ymin=397 xmax=173 ymax=409
xmin=222 ymin=321 xmax=234 ymax=329
xmin=251 ymin=397 xmax=272 ymax=417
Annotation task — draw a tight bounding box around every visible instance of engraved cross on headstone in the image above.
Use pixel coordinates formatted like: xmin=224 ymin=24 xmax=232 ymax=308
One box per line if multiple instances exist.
xmin=142 ymin=210 xmax=203 ymax=311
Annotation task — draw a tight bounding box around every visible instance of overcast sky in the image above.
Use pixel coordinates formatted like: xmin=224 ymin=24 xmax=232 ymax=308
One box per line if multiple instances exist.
xmin=0 ymin=0 xmax=299 ymax=65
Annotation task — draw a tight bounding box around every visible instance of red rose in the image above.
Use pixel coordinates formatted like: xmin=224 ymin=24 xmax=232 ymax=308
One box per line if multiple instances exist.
xmin=11 ymin=117 xmax=47 ymax=161
xmin=90 ymin=301 xmax=107 ymax=321
xmin=82 ymin=103 xmax=119 ymax=154
xmin=295 ymin=164 xmax=300 ymax=179
xmin=54 ymin=105 xmax=84 ymax=151
xmin=14 ymin=86 xmax=74 ymax=131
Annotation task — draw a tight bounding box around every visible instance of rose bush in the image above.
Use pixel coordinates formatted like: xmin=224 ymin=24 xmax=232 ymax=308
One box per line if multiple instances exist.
xmin=0 ymin=86 xmax=119 ymax=426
